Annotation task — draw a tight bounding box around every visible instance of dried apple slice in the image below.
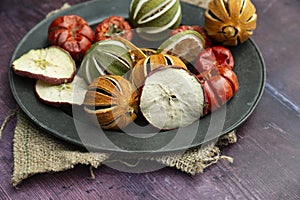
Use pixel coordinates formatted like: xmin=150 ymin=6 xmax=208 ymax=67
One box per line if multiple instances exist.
xmin=12 ymin=46 xmax=76 ymax=85
xmin=139 ymin=67 xmax=204 ymax=130
xmin=35 ymin=75 xmax=88 ymax=106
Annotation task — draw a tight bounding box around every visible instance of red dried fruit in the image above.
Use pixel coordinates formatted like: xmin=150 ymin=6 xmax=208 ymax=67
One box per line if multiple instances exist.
xmin=48 ymin=15 xmax=94 ymax=61
xmin=95 ymin=16 xmax=133 ymax=42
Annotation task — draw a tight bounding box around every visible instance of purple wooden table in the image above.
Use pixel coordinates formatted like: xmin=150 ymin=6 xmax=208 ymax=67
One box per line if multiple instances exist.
xmin=1 ymin=0 xmax=300 ymax=199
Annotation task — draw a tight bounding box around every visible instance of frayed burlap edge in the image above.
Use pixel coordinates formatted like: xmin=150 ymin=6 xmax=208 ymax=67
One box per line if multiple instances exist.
xmin=152 ymin=143 xmax=234 ymax=175
xmin=11 ymin=108 xmax=236 ymax=186
xmin=12 ymin=110 xmax=110 ymax=187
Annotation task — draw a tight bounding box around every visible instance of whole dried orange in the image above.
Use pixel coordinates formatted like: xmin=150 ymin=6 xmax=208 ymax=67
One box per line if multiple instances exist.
xmin=83 ymin=75 xmax=139 ymax=130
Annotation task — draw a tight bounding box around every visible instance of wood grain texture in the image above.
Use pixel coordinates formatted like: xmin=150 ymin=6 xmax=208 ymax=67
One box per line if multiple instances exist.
xmin=252 ymin=0 xmax=300 ymax=105
xmin=0 ymin=0 xmax=299 ymax=199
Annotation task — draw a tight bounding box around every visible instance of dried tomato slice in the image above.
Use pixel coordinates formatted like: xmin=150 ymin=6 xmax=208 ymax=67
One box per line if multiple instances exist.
xmin=95 ymin=16 xmax=133 ymax=42
xmin=171 ymin=25 xmax=213 ymax=48
xmin=48 ymin=15 xmax=94 ymax=61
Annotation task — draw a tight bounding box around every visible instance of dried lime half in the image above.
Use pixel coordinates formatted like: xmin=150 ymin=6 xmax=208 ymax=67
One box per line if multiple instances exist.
xmin=157 ymin=30 xmax=206 ymax=63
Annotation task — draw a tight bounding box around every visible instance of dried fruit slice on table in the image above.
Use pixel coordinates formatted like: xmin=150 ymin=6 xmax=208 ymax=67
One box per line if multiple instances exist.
xmin=12 ymin=46 xmax=76 ymax=85
xmin=80 ymin=39 xmax=134 ymax=84
xmin=157 ymin=30 xmax=205 ymax=63
xmin=35 ymin=75 xmax=88 ymax=106
xmin=139 ymin=67 xmax=204 ymax=130
xmin=83 ymin=75 xmax=139 ymax=130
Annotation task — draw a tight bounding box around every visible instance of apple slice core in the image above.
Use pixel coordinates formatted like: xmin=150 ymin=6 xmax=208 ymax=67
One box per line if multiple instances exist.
xmin=140 ymin=67 xmax=204 ymax=130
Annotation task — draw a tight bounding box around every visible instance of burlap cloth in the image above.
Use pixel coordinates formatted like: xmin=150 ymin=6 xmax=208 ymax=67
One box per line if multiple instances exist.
xmin=5 ymin=0 xmax=238 ymax=187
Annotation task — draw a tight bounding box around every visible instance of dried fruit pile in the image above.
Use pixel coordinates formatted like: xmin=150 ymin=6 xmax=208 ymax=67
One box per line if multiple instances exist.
xmin=11 ymin=0 xmax=257 ymax=131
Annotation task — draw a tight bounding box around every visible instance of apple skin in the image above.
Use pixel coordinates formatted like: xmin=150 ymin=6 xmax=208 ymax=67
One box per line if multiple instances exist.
xmin=34 ymin=75 xmax=87 ymax=107
xmin=12 ymin=46 xmax=76 ymax=85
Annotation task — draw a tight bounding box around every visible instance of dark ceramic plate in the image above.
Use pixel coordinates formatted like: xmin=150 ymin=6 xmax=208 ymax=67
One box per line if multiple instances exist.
xmin=9 ymin=0 xmax=266 ymax=153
